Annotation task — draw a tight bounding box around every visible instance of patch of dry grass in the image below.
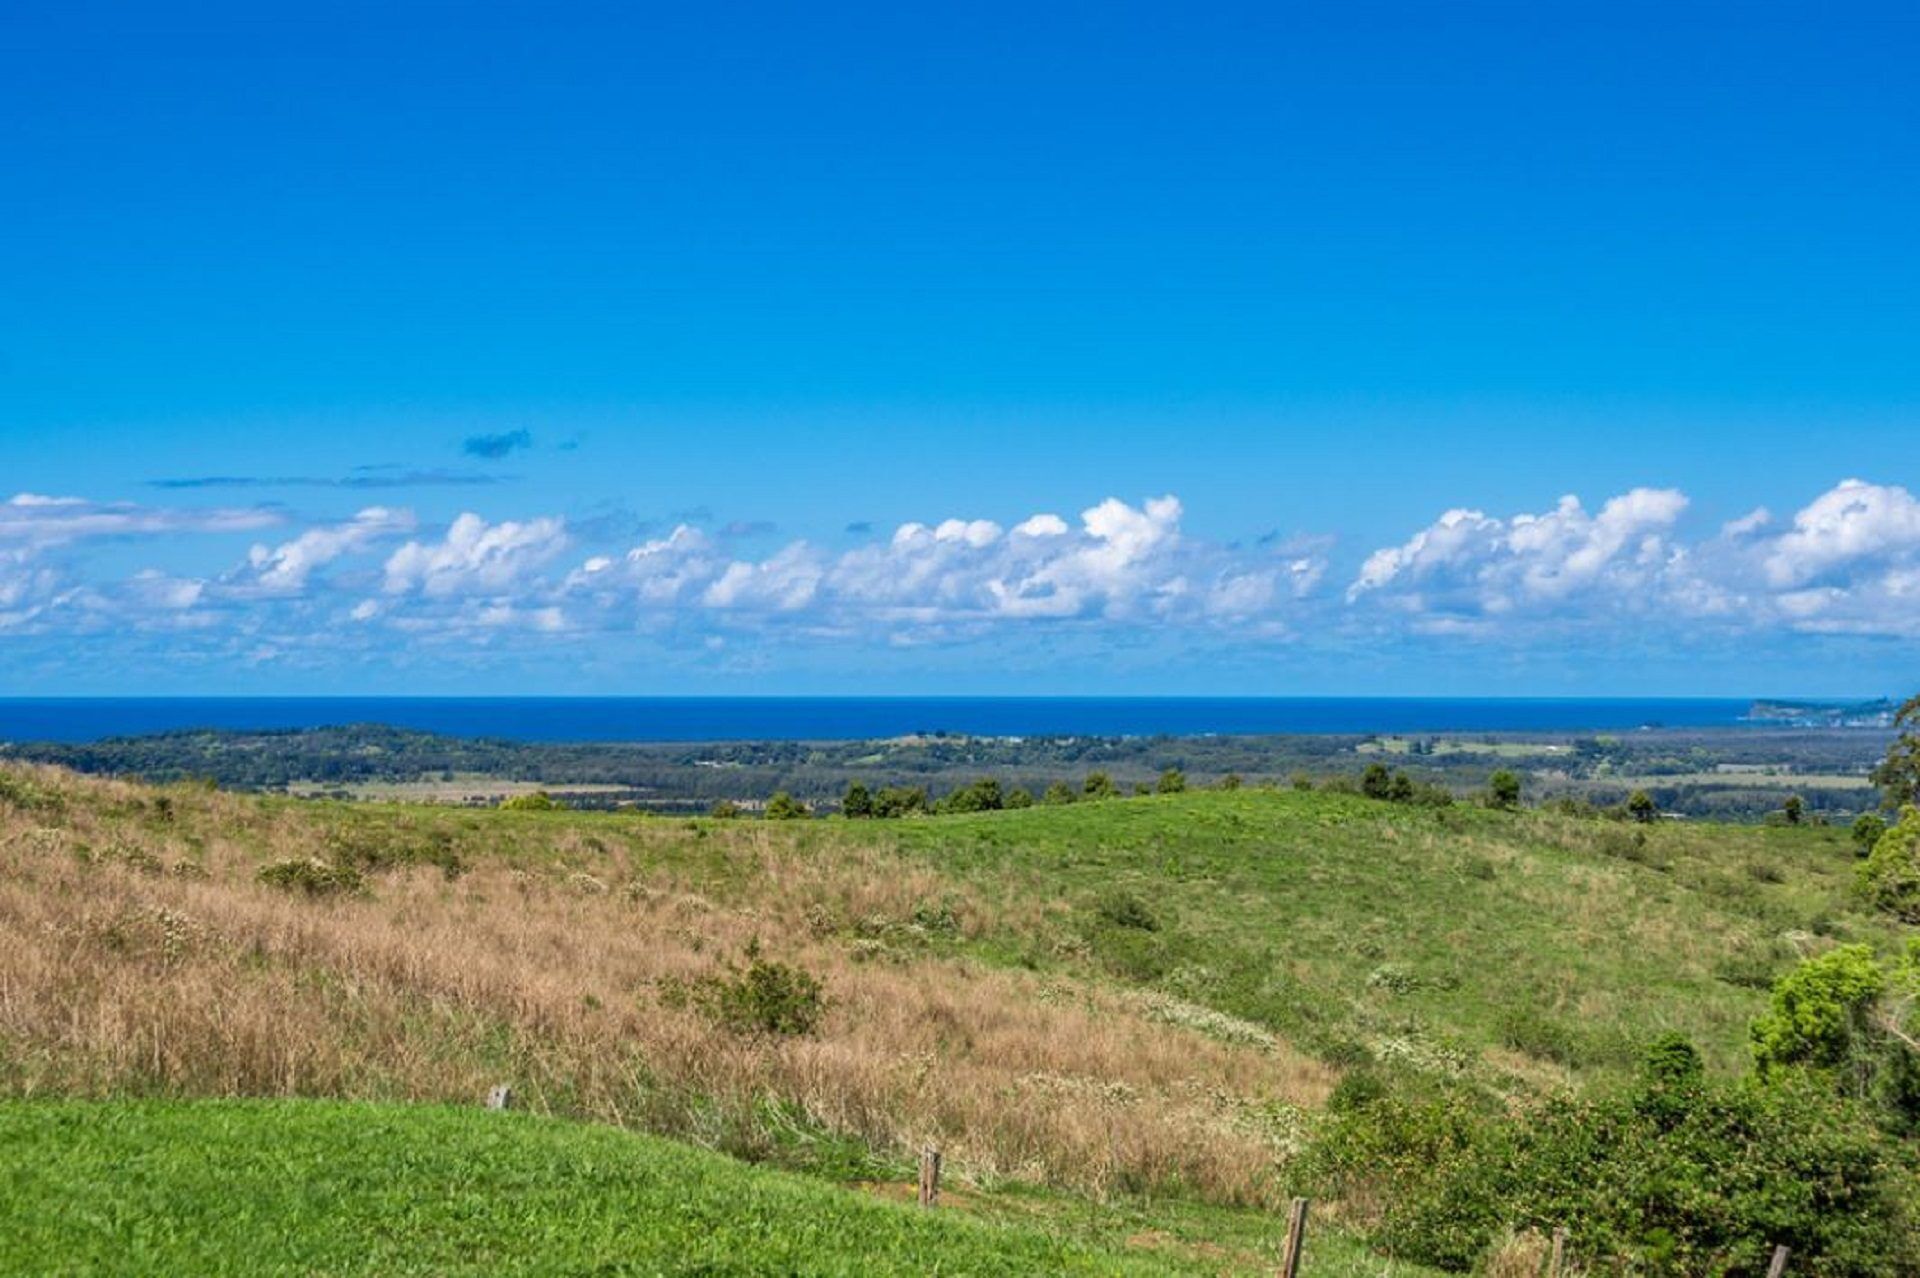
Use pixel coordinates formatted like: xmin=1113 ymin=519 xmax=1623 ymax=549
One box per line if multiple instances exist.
xmin=0 ymin=763 xmax=1331 ymax=1207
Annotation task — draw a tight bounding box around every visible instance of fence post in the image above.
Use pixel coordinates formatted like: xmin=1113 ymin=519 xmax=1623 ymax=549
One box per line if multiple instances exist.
xmin=1278 ymin=1196 xmax=1310 ymax=1278
xmin=918 ymin=1147 xmax=941 ymax=1208
xmin=1547 ymin=1226 xmax=1567 ymax=1277
xmin=1767 ymin=1245 xmax=1790 ymax=1278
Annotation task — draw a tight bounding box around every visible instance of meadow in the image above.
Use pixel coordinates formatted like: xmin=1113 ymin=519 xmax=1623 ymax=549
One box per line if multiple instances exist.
xmin=1 ymin=760 xmax=1912 ymax=1272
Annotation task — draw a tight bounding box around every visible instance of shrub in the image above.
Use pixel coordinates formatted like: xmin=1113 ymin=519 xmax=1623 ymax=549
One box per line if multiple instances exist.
xmin=1626 ymin=789 xmax=1658 ymax=823
xmin=764 ymin=791 xmax=810 ymax=821
xmin=939 ymin=777 xmax=1003 ymax=814
xmin=1004 ymin=786 xmax=1034 ymax=809
xmin=1362 ymin=763 xmax=1394 ymax=800
xmin=840 ymin=781 xmax=873 ymax=818
xmin=872 ymin=785 xmax=929 ymax=818
xmin=1218 ymin=773 xmax=1242 ymax=791
xmin=1853 ymin=812 xmax=1888 ymax=856
xmin=1487 ymin=770 xmax=1521 ymax=811
xmin=1041 ymin=781 xmax=1077 ymax=806
xmin=667 ymin=944 xmax=827 ymax=1037
xmin=1082 ymin=772 xmax=1117 ymax=800
xmin=498 ymin=791 xmax=564 ymax=811
xmin=1093 ymin=890 xmax=1159 ymax=932
xmin=1156 ymin=768 xmax=1186 ymax=794
xmin=708 ymin=799 xmax=742 ymax=819
xmin=257 ymin=858 xmax=364 ymax=897
xmin=1362 ymin=1041 xmax=1920 ymax=1275
xmin=1858 ymin=805 xmax=1920 ymax=921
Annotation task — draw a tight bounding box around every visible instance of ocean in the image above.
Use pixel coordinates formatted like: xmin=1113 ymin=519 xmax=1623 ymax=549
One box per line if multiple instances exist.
xmin=0 ymin=696 xmax=1774 ymax=744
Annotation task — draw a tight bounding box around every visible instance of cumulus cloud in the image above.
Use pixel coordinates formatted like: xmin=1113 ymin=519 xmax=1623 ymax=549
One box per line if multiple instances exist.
xmin=1760 ymin=479 xmax=1920 ymax=588
xmin=9 ymin=478 xmax=1920 ymax=660
xmin=235 ymin=507 xmax=417 ymax=594
xmin=383 ymin=513 xmax=569 ymax=598
xmin=1348 ymin=488 xmax=1689 ymax=618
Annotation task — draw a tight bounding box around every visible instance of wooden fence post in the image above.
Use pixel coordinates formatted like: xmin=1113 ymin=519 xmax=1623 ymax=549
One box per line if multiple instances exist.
xmin=1278 ymin=1196 xmax=1310 ymax=1278
xmin=917 ymin=1147 xmax=941 ymax=1208
xmin=1767 ymin=1245 xmax=1790 ymax=1278
xmin=1547 ymin=1226 xmax=1567 ymax=1277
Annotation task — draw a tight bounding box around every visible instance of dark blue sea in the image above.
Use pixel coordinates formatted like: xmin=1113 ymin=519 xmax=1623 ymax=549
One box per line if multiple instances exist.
xmin=0 ymin=697 xmax=1776 ymax=744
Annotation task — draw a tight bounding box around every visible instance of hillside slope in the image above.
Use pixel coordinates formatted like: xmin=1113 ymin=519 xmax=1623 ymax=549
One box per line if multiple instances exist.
xmin=0 ymin=762 xmax=1903 ymax=1270
xmin=0 ymin=1100 xmax=1209 ymax=1275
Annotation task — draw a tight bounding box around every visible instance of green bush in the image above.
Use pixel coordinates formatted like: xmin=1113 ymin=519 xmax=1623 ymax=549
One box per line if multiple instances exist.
xmin=1486 ymin=769 xmax=1522 ymax=811
xmin=1852 ymin=812 xmax=1888 ymax=856
xmin=1858 ymin=805 xmax=1920 ymax=921
xmin=256 ymin=858 xmax=364 ymax=897
xmin=1040 ymin=781 xmax=1077 ymax=806
xmin=1156 ymin=768 xmax=1186 ymax=794
xmin=498 ymin=790 xmax=564 ymax=811
xmin=1093 ymin=890 xmax=1159 ymax=932
xmin=668 ymin=945 xmax=827 ymax=1037
xmin=764 ymin=791 xmax=810 ymax=821
xmin=1351 ymin=1040 xmax=1920 ymax=1274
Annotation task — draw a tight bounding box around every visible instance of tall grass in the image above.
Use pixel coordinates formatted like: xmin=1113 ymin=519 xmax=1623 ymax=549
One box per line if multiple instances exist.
xmin=0 ymin=763 xmax=1329 ymax=1207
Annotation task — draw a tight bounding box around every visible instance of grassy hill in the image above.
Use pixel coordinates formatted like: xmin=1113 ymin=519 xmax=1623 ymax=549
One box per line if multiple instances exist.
xmin=0 ymin=761 xmax=1909 ymax=1272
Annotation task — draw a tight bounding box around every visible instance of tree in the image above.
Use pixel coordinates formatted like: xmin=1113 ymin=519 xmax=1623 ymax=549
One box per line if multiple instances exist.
xmin=1783 ymin=794 xmax=1805 ymax=825
xmin=1083 ymin=772 xmax=1117 ymax=800
xmin=1627 ymin=789 xmax=1658 ymax=823
xmin=841 ymin=781 xmax=873 ymax=819
xmin=1042 ymin=780 xmax=1077 ymax=806
xmin=764 ymin=791 xmax=809 ymax=820
xmin=940 ymin=777 xmax=1003 ymax=814
xmin=872 ymin=785 xmax=928 ymax=818
xmin=1487 ymin=769 xmax=1521 ymax=811
xmin=1853 ymin=812 xmax=1889 ymax=856
xmin=1362 ymin=762 xmax=1394 ymax=800
xmin=1872 ymin=693 xmax=1920 ymax=809
xmin=1218 ymin=772 xmax=1242 ymax=791
xmin=1859 ymin=804 xmax=1920 ymax=922
xmin=1005 ymin=786 xmax=1034 ymax=809
xmin=709 ymin=799 xmax=742 ymax=819
xmin=1156 ymin=767 xmax=1187 ymax=794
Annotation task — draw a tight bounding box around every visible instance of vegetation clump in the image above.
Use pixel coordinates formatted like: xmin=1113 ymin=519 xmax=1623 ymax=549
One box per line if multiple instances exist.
xmin=666 ymin=943 xmax=827 ymax=1037
xmin=498 ymin=790 xmax=565 ymax=811
xmin=1858 ymin=805 xmax=1920 ymax=922
xmin=256 ymin=858 xmax=364 ymax=897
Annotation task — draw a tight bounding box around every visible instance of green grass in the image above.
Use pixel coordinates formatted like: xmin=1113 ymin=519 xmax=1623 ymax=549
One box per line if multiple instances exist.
xmin=0 ymin=1099 xmax=1287 ymax=1276
xmin=848 ymin=791 xmax=1897 ymax=1082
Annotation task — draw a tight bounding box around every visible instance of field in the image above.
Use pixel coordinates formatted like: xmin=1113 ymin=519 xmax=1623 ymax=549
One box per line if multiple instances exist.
xmin=0 ymin=760 xmax=1908 ymax=1272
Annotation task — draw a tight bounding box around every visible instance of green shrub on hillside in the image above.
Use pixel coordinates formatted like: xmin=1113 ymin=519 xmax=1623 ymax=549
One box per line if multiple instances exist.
xmin=1858 ymin=805 xmax=1920 ymax=921
xmin=665 ymin=944 xmax=827 ymax=1037
xmin=498 ymin=790 xmax=564 ymax=811
xmin=256 ymin=858 xmax=364 ymax=897
xmin=1345 ymin=1040 xmax=1920 ymax=1274
xmin=764 ymin=791 xmax=810 ymax=820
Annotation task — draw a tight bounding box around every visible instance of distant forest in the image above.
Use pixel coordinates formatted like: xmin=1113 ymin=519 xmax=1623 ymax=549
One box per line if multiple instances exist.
xmin=0 ymin=722 xmax=1894 ymax=822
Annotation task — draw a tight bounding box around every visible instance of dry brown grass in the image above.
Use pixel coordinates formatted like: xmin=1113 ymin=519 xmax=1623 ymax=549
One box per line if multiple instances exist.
xmin=0 ymin=763 xmax=1332 ymax=1206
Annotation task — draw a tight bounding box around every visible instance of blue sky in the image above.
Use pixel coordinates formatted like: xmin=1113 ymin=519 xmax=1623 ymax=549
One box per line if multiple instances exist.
xmin=3 ymin=3 xmax=1917 ymax=695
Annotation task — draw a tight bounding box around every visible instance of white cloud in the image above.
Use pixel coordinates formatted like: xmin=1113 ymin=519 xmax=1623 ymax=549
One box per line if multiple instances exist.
xmin=383 ymin=513 xmax=568 ymax=598
xmin=1348 ymin=489 xmax=1688 ymax=616
xmin=1761 ymin=479 xmax=1920 ymax=588
xmin=1013 ymin=513 xmax=1069 ymax=538
xmin=237 ymin=507 xmax=416 ymax=594
xmin=0 ymin=493 xmax=281 ymax=549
